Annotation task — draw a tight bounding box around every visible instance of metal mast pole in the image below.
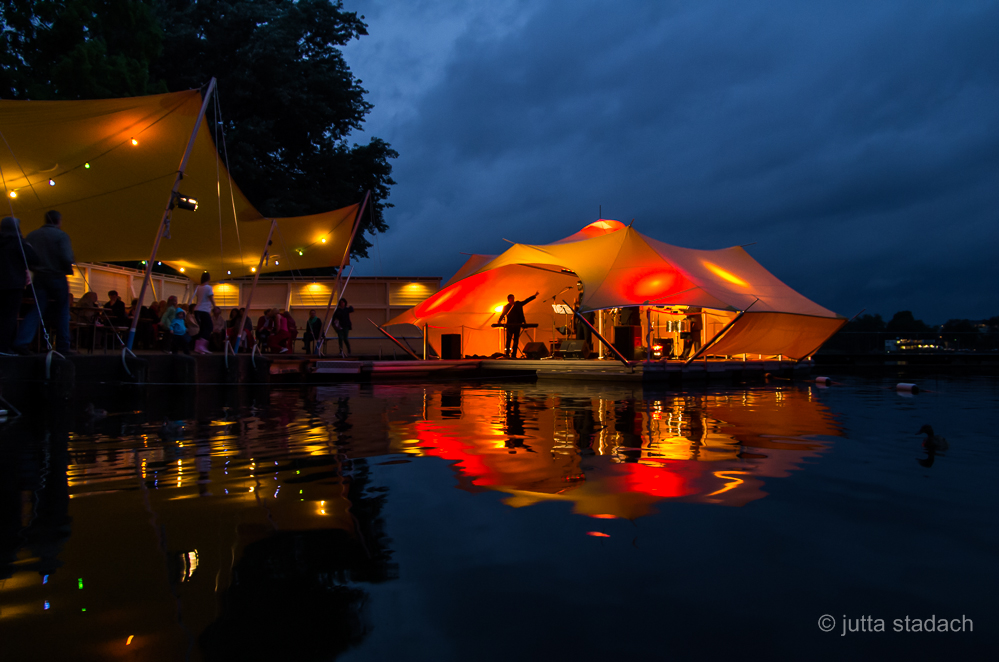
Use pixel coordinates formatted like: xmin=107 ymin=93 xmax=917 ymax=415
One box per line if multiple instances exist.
xmin=126 ymin=78 xmax=217 ymax=350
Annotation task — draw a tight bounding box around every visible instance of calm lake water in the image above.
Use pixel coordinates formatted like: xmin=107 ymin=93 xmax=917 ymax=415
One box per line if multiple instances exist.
xmin=1 ymin=376 xmax=997 ymax=661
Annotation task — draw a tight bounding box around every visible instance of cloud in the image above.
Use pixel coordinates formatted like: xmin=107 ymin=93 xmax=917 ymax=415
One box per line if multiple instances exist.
xmin=344 ymin=0 xmax=999 ymax=321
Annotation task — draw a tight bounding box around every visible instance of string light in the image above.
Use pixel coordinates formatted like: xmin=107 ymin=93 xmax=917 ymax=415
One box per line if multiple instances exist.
xmin=48 ymin=179 xmax=55 ymax=186
xmin=179 ymin=267 xmax=185 ymax=273
xmin=251 ymin=267 xmax=256 ymax=272
xmin=274 ymin=260 xmax=279 ymax=266
xmin=131 ymin=138 xmax=138 ymax=146
xmin=8 ymin=191 xmax=15 ymax=199
xmin=84 ymin=163 xmax=90 ymax=169
xmin=227 ymin=270 xmax=231 ymax=275
xmin=321 ymin=237 xmax=327 ymax=243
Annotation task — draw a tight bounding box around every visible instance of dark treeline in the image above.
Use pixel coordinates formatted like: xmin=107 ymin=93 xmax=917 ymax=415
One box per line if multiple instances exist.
xmin=829 ymin=311 xmax=999 ymax=353
xmin=0 ymin=0 xmax=395 ymax=259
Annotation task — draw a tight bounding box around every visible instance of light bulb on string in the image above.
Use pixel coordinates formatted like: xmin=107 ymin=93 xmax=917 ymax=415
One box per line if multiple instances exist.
xmin=48 ymin=179 xmax=55 ymax=186
xmin=84 ymin=163 xmax=90 ymax=169
xmin=131 ymin=138 xmax=138 ymax=146
xmin=7 ymin=191 xmax=15 ymax=199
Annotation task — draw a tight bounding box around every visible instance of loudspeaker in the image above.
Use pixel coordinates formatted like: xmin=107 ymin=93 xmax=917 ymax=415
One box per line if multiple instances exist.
xmin=558 ymin=339 xmax=589 ymax=359
xmin=440 ymin=334 xmax=462 ymax=360
xmin=522 ymin=341 xmax=549 ymax=360
xmin=613 ymin=325 xmax=641 ymax=360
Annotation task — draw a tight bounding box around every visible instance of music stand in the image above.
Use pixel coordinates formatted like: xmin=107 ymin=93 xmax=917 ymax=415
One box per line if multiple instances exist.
xmin=551 ymin=303 xmax=573 ymax=350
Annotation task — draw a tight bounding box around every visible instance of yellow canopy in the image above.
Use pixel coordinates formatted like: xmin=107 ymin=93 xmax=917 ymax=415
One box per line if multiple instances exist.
xmin=389 ymin=219 xmax=845 ymax=359
xmin=0 ymin=89 xmax=359 ymax=278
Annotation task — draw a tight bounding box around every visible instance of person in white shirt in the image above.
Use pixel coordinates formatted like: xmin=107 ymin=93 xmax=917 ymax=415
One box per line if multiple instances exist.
xmin=192 ymin=272 xmax=214 ymax=354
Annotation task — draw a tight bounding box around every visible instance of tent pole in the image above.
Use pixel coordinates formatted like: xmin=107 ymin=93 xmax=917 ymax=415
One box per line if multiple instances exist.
xmin=127 ymin=78 xmax=217 ymax=350
xmin=233 ymin=219 xmax=277 ymax=354
xmin=319 ymin=191 xmax=370 ymax=355
xmin=686 ymin=299 xmax=759 ymax=365
xmin=368 ymin=318 xmax=420 ymax=359
xmin=564 ymin=300 xmax=632 ymax=371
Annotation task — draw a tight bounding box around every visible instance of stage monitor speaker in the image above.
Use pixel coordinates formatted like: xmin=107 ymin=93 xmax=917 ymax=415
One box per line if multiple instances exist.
xmin=559 ymin=339 xmax=589 ymax=359
xmin=440 ymin=334 xmax=462 ymax=360
xmin=522 ymin=341 xmax=549 ymax=360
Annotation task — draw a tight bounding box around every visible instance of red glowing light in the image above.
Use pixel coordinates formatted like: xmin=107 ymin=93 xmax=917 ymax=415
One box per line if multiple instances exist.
xmin=621 ymin=266 xmax=695 ymax=301
xmin=587 ymin=531 xmax=611 ymax=537
xmin=589 ymin=514 xmax=617 ymax=519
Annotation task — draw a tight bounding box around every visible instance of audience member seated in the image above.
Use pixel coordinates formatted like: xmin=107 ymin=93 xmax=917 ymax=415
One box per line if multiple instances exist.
xmin=103 ymin=289 xmax=127 ymax=326
xmin=169 ymin=309 xmax=190 ymax=354
xmin=268 ymin=308 xmax=291 ymax=353
xmin=281 ymin=310 xmax=298 ymax=353
xmin=256 ymin=308 xmax=273 ymax=350
xmin=210 ymin=306 xmax=226 ymax=351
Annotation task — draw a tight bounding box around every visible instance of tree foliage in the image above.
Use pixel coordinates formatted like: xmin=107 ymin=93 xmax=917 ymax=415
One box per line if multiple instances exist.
xmin=0 ymin=0 xmax=166 ymax=99
xmin=885 ymin=310 xmax=930 ymax=333
xmin=842 ymin=313 xmax=885 ymax=332
xmin=1 ymin=0 xmax=396 ymax=259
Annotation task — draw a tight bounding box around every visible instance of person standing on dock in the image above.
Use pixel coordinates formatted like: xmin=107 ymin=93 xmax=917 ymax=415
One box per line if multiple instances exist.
xmin=303 ymin=309 xmax=322 ymax=354
xmin=192 ymin=273 xmax=214 ymax=355
xmin=13 ymin=210 xmax=74 ymax=355
xmin=332 ymin=298 xmax=354 ymax=358
xmin=498 ymin=291 xmax=538 ymax=358
xmin=0 ymin=217 xmax=38 ymax=355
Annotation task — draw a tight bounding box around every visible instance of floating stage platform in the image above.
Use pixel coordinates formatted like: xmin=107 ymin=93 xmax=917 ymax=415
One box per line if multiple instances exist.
xmin=0 ymin=352 xmax=811 ymax=414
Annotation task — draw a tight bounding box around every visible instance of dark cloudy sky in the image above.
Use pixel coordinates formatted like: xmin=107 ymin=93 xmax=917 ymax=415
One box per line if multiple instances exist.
xmin=341 ymin=0 xmax=998 ymax=323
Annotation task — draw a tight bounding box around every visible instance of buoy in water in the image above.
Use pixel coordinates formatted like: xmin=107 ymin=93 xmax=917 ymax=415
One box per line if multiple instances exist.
xmin=815 ymin=377 xmax=832 ymax=386
xmin=896 ymin=383 xmax=919 ymax=394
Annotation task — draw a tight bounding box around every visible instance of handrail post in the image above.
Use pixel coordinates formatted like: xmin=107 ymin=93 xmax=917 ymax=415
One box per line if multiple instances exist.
xmin=233 ymin=219 xmax=277 ymax=354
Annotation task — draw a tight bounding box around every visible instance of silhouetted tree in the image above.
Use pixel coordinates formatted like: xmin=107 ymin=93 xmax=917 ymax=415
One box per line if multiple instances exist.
xmin=843 ymin=313 xmax=886 ymax=332
xmin=152 ymin=0 xmax=395 ymax=258
xmin=886 ymin=311 xmax=930 ymax=333
xmin=0 ymin=0 xmax=396 ymax=260
xmin=0 ymin=0 xmax=166 ymax=99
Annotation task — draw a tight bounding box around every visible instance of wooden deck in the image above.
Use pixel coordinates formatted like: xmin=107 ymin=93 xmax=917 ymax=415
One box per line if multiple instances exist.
xmin=265 ymin=355 xmax=811 ymax=383
xmin=0 ymin=352 xmax=813 ymax=414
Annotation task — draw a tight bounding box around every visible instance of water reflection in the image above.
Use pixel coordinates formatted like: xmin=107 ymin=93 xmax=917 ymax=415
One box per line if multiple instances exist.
xmin=0 ymin=380 xmax=840 ymax=659
xmin=393 ymin=384 xmax=841 ymax=518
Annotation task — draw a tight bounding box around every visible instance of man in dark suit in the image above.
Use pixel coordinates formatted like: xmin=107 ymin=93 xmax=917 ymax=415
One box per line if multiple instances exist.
xmin=498 ymin=291 xmax=538 ymax=358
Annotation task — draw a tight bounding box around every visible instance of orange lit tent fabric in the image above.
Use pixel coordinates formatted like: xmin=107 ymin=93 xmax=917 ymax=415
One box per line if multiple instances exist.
xmin=0 ymin=89 xmax=359 ymax=278
xmin=388 ymin=220 xmax=845 ymax=359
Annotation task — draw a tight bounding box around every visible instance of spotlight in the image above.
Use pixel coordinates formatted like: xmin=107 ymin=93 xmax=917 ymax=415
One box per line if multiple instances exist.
xmin=175 ymin=194 xmax=198 ymax=212
xmin=48 ymin=179 xmax=55 ymax=186
xmin=131 ymin=138 xmax=138 ymax=146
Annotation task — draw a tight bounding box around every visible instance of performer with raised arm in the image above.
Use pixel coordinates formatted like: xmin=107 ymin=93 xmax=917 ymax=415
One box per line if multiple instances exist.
xmin=498 ymin=291 xmax=538 ymax=358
